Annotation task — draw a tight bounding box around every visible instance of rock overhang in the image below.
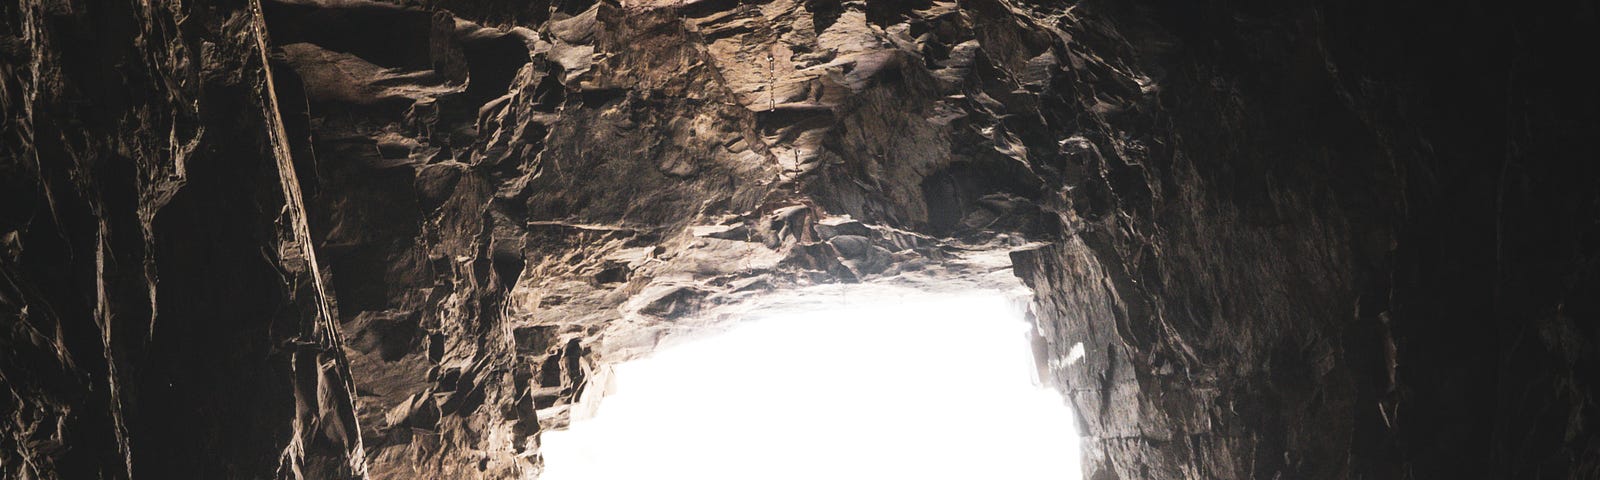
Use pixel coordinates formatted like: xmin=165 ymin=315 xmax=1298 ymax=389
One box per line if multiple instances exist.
xmin=257 ymin=1 xmax=1087 ymax=476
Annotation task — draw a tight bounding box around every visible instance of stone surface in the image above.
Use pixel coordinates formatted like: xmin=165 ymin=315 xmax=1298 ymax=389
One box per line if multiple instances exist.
xmin=2 ymin=0 xmax=1597 ymax=479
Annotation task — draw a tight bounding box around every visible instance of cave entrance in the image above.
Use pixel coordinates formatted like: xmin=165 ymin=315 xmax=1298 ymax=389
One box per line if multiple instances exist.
xmin=538 ymin=290 xmax=1082 ymax=479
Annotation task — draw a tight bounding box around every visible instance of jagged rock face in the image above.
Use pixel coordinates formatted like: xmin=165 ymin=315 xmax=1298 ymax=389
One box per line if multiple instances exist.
xmin=263 ymin=1 xmax=1063 ymax=477
xmin=1011 ymin=2 xmax=1600 ymax=478
xmin=1 ymin=1 xmax=367 ymax=478
xmin=2 ymin=1 xmax=1596 ymax=480
xmin=1010 ymin=3 xmax=1396 ymax=475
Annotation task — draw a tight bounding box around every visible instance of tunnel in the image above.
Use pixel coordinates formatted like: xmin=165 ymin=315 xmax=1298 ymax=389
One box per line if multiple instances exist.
xmin=1 ymin=0 xmax=1597 ymax=479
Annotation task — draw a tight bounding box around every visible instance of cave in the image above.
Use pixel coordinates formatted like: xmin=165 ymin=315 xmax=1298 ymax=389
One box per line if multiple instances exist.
xmin=1 ymin=0 xmax=1597 ymax=479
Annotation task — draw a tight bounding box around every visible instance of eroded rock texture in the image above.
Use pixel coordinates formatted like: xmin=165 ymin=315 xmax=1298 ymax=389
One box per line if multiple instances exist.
xmin=2 ymin=0 xmax=1596 ymax=479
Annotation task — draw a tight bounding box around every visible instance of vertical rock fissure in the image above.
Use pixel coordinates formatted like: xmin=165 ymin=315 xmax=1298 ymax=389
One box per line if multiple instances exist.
xmin=247 ymin=1 xmax=369 ymax=477
xmin=93 ymin=227 xmax=134 ymax=478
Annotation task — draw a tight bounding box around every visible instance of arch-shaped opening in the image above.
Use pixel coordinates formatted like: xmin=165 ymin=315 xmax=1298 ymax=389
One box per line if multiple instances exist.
xmin=539 ymin=289 xmax=1083 ymax=479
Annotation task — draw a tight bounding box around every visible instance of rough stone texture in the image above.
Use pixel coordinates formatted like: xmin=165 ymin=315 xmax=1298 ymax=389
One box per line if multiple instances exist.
xmin=0 ymin=1 xmax=367 ymax=478
xmin=2 ymin=0 xmax=1597 ymax=479
xmin=1011 ymin=2 xmax=1600 ymax=478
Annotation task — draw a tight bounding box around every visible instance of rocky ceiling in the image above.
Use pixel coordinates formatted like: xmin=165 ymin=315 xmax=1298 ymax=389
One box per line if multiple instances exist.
xmin=2 ymin=0 xmax=1597 ymax=479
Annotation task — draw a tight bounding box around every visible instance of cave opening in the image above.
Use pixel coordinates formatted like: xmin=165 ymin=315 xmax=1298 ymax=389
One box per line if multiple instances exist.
xmin=538 ymin=290 xmax=1082 ymax=480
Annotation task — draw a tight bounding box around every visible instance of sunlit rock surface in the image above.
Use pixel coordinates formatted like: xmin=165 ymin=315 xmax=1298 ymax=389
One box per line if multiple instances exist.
xmin=2 ymin=0 xmax=1596 ymax=479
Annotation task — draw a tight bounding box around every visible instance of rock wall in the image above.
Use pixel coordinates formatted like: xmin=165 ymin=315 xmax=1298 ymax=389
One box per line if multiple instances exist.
xmin=2 ymin=0 xmax=1596 ymax=479
xmin=1013 ymin=0 xmax=1600 ymax=478
xmin=1 ymin=0 xmax=366 ymax=477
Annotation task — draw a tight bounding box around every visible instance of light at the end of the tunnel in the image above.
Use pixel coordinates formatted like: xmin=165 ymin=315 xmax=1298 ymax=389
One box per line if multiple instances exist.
xmin=538 ymin=292 xmax=1083 ymax=480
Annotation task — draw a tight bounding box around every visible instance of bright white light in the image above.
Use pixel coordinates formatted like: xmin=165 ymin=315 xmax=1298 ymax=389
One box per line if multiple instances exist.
xmin=539 ymin=292 xmax=1082 ymax=480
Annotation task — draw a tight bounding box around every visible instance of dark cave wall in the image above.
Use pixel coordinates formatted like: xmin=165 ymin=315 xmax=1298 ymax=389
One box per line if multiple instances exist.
xmin=1 ymin=1 xmax=364 ymax=478
xmin=1014 ymin=0 xmax=1599 ymax=478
